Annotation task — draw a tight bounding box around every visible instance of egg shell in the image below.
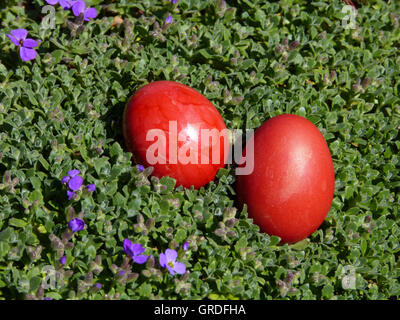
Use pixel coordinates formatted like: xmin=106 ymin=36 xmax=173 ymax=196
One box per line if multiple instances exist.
xmin=123 ymin=81 xmax=228 ymax=189
xmin=236 ymin=114 xmax=335 ymax=243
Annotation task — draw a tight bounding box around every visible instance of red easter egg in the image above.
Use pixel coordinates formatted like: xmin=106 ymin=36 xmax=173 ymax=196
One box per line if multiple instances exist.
xmin=236 ymin=114 xmax=335 ymax=243
xmin=123 ymin=81 xmax=228 ymax=189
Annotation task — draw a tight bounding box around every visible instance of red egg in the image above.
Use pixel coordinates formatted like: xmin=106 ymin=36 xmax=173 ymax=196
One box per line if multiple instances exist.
xmin=236 ymin=114 xmax=335 ymax=243
xmin=123 ymin=81 xmax=228 ymax=189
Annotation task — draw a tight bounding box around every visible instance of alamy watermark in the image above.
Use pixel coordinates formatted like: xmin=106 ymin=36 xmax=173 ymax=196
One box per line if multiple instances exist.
xmin=41 ymin=5 xmax=56 ymax=30
xmin=341 ymin=5 xmax=357 ymax=30
xmin=41 ymin=265 xmax=64 ymax=290
xmin=341 ymin=265 xmax=357 ymax=290
xmin=145 ymin=121 xmax=254 ymax=175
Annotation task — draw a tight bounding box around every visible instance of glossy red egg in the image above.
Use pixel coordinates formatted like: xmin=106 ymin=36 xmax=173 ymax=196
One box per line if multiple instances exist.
xmin=123 ymin=81 xmax=228 ymax=189
xmin=236 ymin=114 xmax=335 ymax=243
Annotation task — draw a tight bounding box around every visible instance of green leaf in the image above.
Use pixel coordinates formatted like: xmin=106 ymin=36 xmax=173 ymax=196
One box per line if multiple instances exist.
xmin=0 ymin=228 xmax=12 ymax=242
xmin=159 ymin=176 xmax=176 ymax=193
xmin=51 ymin=50 xmax=64 ymax=64
xmin=174 ymin=228 xmax=187 ymax=243
xmin=86 ymin=245 xmax=97 ymax=259
xmin=235 ymin=236 xmax=247 ymax=252
xmin=269 ymin=236 xmax=281 ymax=246
xmin=30 ymin=176 xmax=42 ymax=190
xmin=360 ymin=239 xmax=367 ymax=256
xmin=138 ymin=283 xmax=152 ymax=298
xmin=322 ymin=284 xmax=334 ymax=299
xmin=9 ymin=218 xmax=27 ymax=228
xmin=289 ymin=238 xmax=310 ymax=250
xmin=29 ymin=276 xmax=42 ymax=293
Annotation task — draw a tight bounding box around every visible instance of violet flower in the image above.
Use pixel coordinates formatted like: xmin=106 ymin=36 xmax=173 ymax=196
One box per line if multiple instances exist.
xmin=7 ymin=29 xmax=38 ymax=61
xmin=165 ymin=15 xmax=173 ymax=24
xmin=182 ymin=242 xmax=189 ymax=251
xmin=68 ymin=218 xmax=85 ymax=233
xmin=68 ymin=175 xmax=83 ymax=191
xmin=136 ymin=164 xmax=145 ymax=172
xmin=72 ymin=0 xmax=98 ymax=21
xmin=66 ymin=190 xmax=75 ymax=200
xmin=159 ymin=249 xmax=186 ymax=275
xmin=60 ymin=256 xmax=67 ymax=266
xmin=123 ymin=239 xmax=149 ymax=264
xmin=45 ymin=0 xmax=73 ymax=9
xmin=61 ymin=169 xmax=83 ymax=199
xmin=61 ymin=169 xmax=81 ymax=185
xmin=87 ymin=184 xmax=96 ymax=192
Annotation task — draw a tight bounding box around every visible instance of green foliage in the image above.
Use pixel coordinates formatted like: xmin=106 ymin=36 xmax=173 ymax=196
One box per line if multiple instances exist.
xmin=0 ymin=0 xmax=399 ymax=300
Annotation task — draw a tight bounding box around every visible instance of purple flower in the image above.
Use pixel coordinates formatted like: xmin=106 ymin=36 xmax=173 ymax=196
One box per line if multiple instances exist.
xmin=67 ymin=169 xmax=80 ymax=177
xmin=61 ymin=176 xmax=70 ymax=184
xmin=62 ymin=170 xmax=84 ymax=199
xmin=87 ymin=184 xmax=96 ymax=192
xmin=60 ymin=256 xmax=67 ymax=266
xmin=43 ymin=297 xmax=52 ymax=300
xmin=136 ymin=164 xmax=144 ymax=172
xmin=68 ymin=218 xmax=85 ymax=233
xmin=68 ymin=175 xmax=83 ymax=191
xmin=45 ymin=0 xmax=73 ymax=9
xmin=67 ymin=190 xmax=75 ymax=200
xmin=159 ymin=249 xmax=186 ymax=275
xmin=123 ymin=239 xmax=149 ymax=264
xmin=61 ymin=170 xmax=81 ymax=185
xmin=7 ymin=29 xmax=38 ymax=61
xmin=171 ymin=0 xmax=178 ymax=3
xmin=165 ymin=15 xmax=173 ymax=24
xmin=95 ymin=283 xmax=102 ymax=289
xmin=182 ymin=242 xmax=189 ymax=251
xmin=72 ymin=0 xmax=98 ymax=21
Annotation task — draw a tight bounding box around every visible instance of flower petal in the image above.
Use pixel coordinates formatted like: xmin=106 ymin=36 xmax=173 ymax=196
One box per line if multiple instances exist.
xmin=72 ymin=0 xmax=85 ymax=16
xmin=123 ymin=239 xmax=134 ymax=257
xmin=84 ymin=8 xmax=97 ymax=21
xmin=173 ymin=262 xmax=186 ymax=274
xmin=45 ymin=0 xmax=59 ymax=4
xmin=159 ymin=253 xmax=167 ymax=267
xmin=68 ymin=218 xmax=85 ymax=232
xmin=166 ymin=264 xmax=175 ymax=275
xmin=133 ymin=254 xmax=149 ymax=264
xmin=23 ymin=38 xmax=38 ymax=49
xmin=68 ymin=175 xmax=83 ymax=191
xmin=67 ymin=169 xmax=80 ymax=177
xmin=20 ymin=47 xmax=37 ymax=61
xmin=165 ymin=15 xmax=173 ymax=24
xmin=7 ymin=34 xmax=20 ymax=46
xmin=61 ymin=176 xmax=70 ymax=184
xmin=67 ymin=190 xmax=75 ymax=200
xmin=131 ymin=243 xmax=145 ymax=256
xmin=164 ymin=249 xmax=177 ymax=262
xmin=59 ymin=0 xmax=72 ymax=9
xmin=10 ymin=28 xmax=28 ymax=41
xmin=87 ymin=184 xmax=96 ymax=192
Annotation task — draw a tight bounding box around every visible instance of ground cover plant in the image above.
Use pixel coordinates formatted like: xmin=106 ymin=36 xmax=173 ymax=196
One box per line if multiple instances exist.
xmin=0 ymin=0 xmax=399 ymax=300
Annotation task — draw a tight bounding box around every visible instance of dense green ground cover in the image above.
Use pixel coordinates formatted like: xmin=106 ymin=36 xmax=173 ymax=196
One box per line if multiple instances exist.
xmin=0 ymin=0 xmax=399 ymax=300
